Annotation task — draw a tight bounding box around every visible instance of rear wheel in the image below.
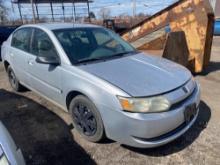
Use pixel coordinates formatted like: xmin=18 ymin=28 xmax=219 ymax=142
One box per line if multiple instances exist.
xmin=69 ymin=95 xmax=105 ymax=142
xmin=7 ymin=66 xmax=24 ymax=92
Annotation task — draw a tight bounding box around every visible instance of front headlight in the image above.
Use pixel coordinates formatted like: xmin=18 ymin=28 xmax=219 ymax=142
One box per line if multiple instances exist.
xmin=117 ymin=96 xmax=171 ymax=113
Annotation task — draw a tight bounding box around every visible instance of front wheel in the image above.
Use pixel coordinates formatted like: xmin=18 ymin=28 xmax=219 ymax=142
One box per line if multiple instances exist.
xmin=69 ymin=95 xmax=105 ymax=142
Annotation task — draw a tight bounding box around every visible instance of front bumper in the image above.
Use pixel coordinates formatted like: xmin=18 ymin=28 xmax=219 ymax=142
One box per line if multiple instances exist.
xmin=101 ymin=82 xmax=200 ymax=148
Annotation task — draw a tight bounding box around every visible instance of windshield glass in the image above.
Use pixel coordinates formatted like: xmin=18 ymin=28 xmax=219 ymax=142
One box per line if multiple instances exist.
xmin=53 ymin=27 xmax=136 ymax=64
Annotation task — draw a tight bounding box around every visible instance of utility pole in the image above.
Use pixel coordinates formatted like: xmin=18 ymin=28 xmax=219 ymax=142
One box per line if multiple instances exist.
xmin=50 ymin=2 xmax=54 ymax=22
xmin=133 ymin=0 xmax=136 ymax=18
xmin=132 ymin=0 xmax=136 ymax=25
xmin=72 ymin=0 xmax=76 ymax=23
xmin=30 ymin=0 xmax=36 ymax=23
xmin=87 ymin=0 xmax=90 ymax=22
xmin=18 ymin=2 xmax=23 ymax=24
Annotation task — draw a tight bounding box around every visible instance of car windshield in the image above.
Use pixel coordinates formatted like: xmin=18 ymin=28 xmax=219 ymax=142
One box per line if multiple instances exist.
xmin=53 ymin=27 xmax=136 ymax=64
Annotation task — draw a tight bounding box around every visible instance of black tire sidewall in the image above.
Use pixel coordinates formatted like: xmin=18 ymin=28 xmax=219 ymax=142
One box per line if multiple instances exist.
xmin=7 ymin=66 xmax=20 ymax=91
xmin=69 ymin=95 xmax=105 ymax=142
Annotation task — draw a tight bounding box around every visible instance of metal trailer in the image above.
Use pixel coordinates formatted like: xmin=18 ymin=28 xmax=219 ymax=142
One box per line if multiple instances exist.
xmin=121 ymin=0 xmax=214 ymax=73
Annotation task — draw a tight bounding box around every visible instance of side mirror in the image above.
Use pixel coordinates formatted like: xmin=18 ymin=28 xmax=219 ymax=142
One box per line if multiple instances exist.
xmin=36 ymin=56 xmax=60 ymax=65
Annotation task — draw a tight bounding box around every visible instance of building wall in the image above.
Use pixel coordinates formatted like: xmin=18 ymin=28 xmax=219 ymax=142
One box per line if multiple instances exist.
xmin=210 ymin=0 xmax=220 ymax=18
xmin=215 ymin=0 xmax=220 ymax=18
xmin=209 ymin=0 xmax=216 ymax=9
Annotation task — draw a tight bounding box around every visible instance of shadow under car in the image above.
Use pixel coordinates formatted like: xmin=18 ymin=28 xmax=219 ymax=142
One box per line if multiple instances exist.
xmin=0 ymin=89 xmax=96 ymax=165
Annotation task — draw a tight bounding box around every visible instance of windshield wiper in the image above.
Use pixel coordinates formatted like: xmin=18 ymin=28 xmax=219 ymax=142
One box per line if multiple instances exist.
xmin=74 ymin=51 xmax=137 ymax=65
xmin=112 ymin=51 xmax=137 ymax=58
xmin=75 ymin=57 xmax=104 ymax=64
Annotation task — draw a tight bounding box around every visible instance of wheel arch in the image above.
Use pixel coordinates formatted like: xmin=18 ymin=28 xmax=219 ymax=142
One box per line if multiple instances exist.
xmin=3 ymin=60 xmax=10 ymax=71
xmin=66 ymin=90 xmax=87 ymax=111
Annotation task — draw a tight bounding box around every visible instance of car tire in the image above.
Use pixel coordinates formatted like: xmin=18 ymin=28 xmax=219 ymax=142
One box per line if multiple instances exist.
xmin=69 ymin=95 xmax=105 ymax=142
xmin=7 ymin=66 xmax=24 ymax=92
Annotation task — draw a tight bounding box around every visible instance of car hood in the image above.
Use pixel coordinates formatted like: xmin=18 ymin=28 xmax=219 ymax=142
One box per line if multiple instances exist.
xmin=79 ymin=53 xmax=191 ymax=97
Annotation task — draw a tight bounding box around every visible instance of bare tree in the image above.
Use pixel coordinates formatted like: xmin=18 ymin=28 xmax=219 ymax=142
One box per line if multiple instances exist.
xmin=0 ymin=0 xmax=8 ymax=24
xmin=137 ymin=12 xmax=145 ymax=17
xmin=89 ymin=11 xmax=96 ymax=19
xmin=98 ymin=8 xmax=111 ymax=20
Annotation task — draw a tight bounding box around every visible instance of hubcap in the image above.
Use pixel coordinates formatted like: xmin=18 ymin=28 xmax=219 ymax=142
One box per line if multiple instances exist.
xmin=8 ymin=70 xmax=17 ymax=89
xmin=73 ymin=103 xmax=97 ymax=136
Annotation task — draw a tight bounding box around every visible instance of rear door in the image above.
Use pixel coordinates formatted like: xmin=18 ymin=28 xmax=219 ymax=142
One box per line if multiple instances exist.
xmin=26 ymin=28 xmax=63 ymax=104
xmin=10 ymin=28 xmax=33 ymax=85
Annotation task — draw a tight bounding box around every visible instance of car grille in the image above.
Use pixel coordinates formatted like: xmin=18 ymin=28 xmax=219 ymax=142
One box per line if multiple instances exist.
xmin=169 ymin=84 xmax=197 ymax=110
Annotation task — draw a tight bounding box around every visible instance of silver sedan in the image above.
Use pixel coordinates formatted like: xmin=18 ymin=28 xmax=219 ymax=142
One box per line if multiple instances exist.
xmin=1 ymin=23 xmax=200 ymax=148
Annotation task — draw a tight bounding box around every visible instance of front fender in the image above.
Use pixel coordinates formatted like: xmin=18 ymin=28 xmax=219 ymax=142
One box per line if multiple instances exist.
xmin=60 ymin=65 xmax=129 ymax=113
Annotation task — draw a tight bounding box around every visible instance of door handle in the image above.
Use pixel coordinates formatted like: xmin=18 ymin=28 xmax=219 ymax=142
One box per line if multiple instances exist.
xmin=10 ymin=53 xmax=14 ymax=57
xmin=28 ymin=61 xmax=34 ymax=65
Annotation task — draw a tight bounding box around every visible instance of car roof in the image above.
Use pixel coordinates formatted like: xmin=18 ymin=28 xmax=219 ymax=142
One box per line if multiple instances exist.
xmin=21 ymin=23 xmax=101 ymax=31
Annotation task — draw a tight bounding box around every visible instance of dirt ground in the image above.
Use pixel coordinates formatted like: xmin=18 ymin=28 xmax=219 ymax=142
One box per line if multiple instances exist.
xmin=0 ymin=37 xmax=220 ymax=165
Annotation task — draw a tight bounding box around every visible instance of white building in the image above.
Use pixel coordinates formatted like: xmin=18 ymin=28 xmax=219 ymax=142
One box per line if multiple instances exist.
xmin=209 ymin=0 xmax=220 ymax=19
xmin=209 ymin=0 xmax=216 ymax=9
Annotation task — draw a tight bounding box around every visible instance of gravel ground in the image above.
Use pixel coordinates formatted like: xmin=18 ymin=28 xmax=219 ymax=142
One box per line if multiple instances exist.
xmin=0 ymin=37 xmax=220 ymax=165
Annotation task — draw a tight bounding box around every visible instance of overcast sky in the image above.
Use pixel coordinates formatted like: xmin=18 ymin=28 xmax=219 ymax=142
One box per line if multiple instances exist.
xmin=3 ymin=0 xmax=177 ymax=20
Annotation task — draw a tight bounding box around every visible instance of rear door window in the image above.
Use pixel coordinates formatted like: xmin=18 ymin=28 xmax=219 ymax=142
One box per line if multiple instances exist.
xmin=11 ymin=28 xmax=32 ymax=52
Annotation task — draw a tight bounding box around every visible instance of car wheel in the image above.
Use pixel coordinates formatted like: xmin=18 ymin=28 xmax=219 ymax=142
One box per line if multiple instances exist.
xmin=69 ymin=95 xmax=105 ymax=142
xmin=7 ymin=66 xmax=24 ymax=92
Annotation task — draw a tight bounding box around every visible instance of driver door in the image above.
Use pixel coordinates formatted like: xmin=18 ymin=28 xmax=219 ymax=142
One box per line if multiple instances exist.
xmin=27 ymin=28 xmax=63 ymax=104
